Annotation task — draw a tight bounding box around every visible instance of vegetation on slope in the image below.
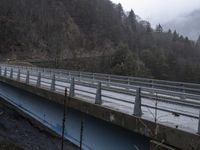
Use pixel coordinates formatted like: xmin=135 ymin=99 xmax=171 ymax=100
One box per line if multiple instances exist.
xmin=0 ymin=0 xmax=200 ymax=82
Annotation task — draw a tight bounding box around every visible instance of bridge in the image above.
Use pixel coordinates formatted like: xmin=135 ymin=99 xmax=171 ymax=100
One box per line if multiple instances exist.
xmin=0 ymin=63 xmax=200 ymax=150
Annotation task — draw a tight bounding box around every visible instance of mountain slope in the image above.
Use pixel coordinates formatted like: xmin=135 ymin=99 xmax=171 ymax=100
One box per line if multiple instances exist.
xmin=0 ymin=0 xmax=200 ymax=83
xmin=0 ymin=0 xmax=82 ymax=59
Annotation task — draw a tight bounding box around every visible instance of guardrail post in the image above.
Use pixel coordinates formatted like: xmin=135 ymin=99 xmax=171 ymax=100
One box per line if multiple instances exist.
xmin=10 ymin=68 xmax=13 ymax=79
xmin=17 ymin=69 xmax=20 ymax=81
xmin=198 ymin=112 xmax=200 ymax=134
xmin=127 ymin=78 xmax=130 ymax=85
xmin=150 ymin=80 xmax=154 ymax=95
xmin=134 ymin=87 xmax=142 ymax=117
xmin=26 ymin=71 xmax=30 ymax=84
xmin=106 ymin=76 xmax=110 ymax=87
xmin=4 ymin=67 xmax=7 ymax=76
xmin=180 ymin=84 xmax=186 ymax=100
xmin=69 ymin=77 xmax=75 ymax=97
xmin=92 ymin=73 xmax=94 ymax=83
xmin=51 ymin=74 xmax=56 ymax=91
xmin=0 ymin=67 xmax=2 ymax=76
xmin=36 ymin=72 xmax=41 ymax=87
xmin=95 ymin=82 xmax=102 ymax=105
xmin=151 ymin=80 xmax=154 ymax=88
xmin=79 ymin=72 xmax=81 ymax=82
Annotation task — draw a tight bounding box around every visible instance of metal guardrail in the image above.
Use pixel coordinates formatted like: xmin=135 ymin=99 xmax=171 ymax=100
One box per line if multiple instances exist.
xmin=2 ymin=64 xmax=200 ymax=95
xmin=0 ymin=64 xmax=200 ymax=134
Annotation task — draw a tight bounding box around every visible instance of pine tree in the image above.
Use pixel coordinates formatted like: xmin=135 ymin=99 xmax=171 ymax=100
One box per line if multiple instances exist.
xmin=116 ymin=3 xmax=124 ymax=20
xmin=184 ymin=37 xmax=189 ymax=43
xmin=146 ymin=22 xmax=152 ymax=33
xmin=156 ymin=24 xmax=163 ymax=32
xmin=168 ymin=29 xmax=172 ymax=34
xmin=172 ymin=30 xmax=179 ymax=41
xmin=196 ymin=35 xmax=200 ymax=48
xmin=128 ymin=9 xmax=136 ymax=31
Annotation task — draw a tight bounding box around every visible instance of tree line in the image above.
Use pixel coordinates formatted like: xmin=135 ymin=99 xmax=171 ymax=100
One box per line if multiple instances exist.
xmin=0 ymin=0 xmax=200 ymax=83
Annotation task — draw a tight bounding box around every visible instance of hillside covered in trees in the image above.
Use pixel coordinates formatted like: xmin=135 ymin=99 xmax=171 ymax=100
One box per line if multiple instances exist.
xmin=0 ymin=0 xmax=200 ymax=83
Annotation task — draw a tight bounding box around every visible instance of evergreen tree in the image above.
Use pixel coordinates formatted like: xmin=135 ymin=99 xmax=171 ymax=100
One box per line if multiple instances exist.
xmin=196 ymin=35 xmax=200 ymax=48
xmin=185 ymin=37 xmax=189 ymax=43
xmin=172 ymin=30 xmax=179 ymax=41
xmin=168 ymin=29 xmax=172 ymax=34
xmin=179 ymin=35 xmax=184 ymax=41
xmin=128 ymin=9 xmax=136 ymax=31
xmin=146 ymin=22 xmax=152 ymax=33
xmin=156 ymin=24 xmax=163 ymax=32
xmin=116 ymin=3 xmax=124 ymax=20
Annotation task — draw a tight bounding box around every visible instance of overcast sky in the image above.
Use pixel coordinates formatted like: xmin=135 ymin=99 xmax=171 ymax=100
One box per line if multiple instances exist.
xmin=111 ymin=0 xmax=200 ymax=26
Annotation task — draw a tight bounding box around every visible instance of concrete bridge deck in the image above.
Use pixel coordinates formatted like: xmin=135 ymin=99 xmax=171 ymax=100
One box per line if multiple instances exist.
xmin=0 ymin=64 xmax=200 ymax=150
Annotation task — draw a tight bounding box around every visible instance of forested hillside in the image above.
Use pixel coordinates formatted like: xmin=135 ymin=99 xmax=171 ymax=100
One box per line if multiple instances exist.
xmin=0 ymin=0 xmax=200 ymax=83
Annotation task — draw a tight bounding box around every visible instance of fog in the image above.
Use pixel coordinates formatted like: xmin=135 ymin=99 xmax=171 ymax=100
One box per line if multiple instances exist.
xmin=111 ymin=0 xmax=200 ymax=40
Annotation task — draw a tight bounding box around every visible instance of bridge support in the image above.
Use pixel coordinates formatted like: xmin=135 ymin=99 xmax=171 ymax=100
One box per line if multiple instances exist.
xmin=26 ymin=71 xmax=30 ymax=84
xmin=36 ymin=72 xmax=41 ymax=88
xmin=70 ymin=77 xmax=75 ymax=97
xmin=95 ymin=82 xmax=102 ymax=105
xmin=10 ymin=68 xmax=13 ymax=79
xmin=134 ymin=87 xmax=142 ymax=117
xmin=51 ymin=74 xmax=56 ymax=91
xmin=17 ymin=69 xmax=20 ymax=81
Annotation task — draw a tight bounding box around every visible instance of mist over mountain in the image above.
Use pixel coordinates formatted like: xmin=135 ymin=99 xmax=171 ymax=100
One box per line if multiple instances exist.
xmin=163 ymin=9 xmax=200 ymax=41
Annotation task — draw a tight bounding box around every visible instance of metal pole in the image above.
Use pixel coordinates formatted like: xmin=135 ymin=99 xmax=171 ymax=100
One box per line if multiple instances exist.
xmin=198 ymin=111 xmax=200 ymax=135
xmin=80 ymin=115 xmax=84 ymax=150
xmin=61 ymin=88 xmax=67 ymax=150
xmin=155 ymin=92 xmax=158 ymax=124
